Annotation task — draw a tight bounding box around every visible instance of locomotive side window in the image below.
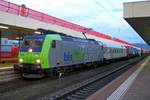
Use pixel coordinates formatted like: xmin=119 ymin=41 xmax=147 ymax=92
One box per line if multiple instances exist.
xmin=52 ymin=40 xmax=56 ymax=48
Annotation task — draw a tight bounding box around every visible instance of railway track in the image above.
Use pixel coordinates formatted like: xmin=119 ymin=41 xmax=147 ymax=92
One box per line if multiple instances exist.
xmin=0 ymin=68 xmax=20 ymax=83
xmin=40 ymin=57 xmax=144 ymax=100
xmin=0 ymin=56 xmax=145 ymax=100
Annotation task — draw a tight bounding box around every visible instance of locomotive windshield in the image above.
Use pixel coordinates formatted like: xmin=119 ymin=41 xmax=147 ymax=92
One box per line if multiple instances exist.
xmin=20 ymin=35 xmax=45 ymax=52
xmin=22 ymin=39 xmax=43 ymax=48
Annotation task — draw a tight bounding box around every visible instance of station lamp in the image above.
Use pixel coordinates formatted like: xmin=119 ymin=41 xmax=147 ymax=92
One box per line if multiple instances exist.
xmin=34 ymin=31 xmax=41 ymax=34
xmin=0 ymin=25 xmax=9 ymax=29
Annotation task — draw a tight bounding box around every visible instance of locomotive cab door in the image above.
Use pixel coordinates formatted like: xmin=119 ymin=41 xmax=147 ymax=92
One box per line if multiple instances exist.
xmin=49 ymin=40 xmax=62 ymax=68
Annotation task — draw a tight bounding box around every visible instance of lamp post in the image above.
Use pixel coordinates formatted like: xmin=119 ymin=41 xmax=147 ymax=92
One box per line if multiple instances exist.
xmin=82 ymin=28 xmax=92 ymax=39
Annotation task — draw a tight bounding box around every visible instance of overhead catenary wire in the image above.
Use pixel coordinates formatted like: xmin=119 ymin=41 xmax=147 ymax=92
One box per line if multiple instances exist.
xmin=42 ymin=1 xmax=99 ymax=26
xmin=42 ymin=0 xmax=96 ymax=32
xmin=94 ymin=0 xmax=129 ymax=32
xmin=42 ymin=0 xmax=76 ymax=21
xmin=95 ymin=0 xmax=146 ymax=43
xmin=42 ymin=0 xmax=104 ymax=31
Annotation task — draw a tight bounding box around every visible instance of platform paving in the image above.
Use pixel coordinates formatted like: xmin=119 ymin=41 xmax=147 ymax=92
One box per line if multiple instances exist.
xmin=122 ymin=56 xmax=150 ymax=100
xmin=87 ymin=56 xmax=150 ymax=100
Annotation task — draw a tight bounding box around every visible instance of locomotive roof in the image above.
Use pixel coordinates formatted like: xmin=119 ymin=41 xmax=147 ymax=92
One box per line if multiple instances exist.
xmin=61 ymin=34 xmax=99 ymax=44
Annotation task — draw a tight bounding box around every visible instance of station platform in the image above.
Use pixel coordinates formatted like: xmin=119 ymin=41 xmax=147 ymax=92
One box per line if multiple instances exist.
xmin=122 ymin=56 xmax=150 ymax=100
xmin=87 ymin=56 xmax=150 ymax=100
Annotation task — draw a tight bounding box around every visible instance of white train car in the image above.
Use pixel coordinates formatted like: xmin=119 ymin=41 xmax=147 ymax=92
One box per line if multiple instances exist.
xmin=101 ymin=39 xmax=126 ymax=60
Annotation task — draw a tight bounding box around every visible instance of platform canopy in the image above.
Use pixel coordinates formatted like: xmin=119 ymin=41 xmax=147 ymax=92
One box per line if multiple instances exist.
xmin=124 ymin=1 xmax=150 ymax=46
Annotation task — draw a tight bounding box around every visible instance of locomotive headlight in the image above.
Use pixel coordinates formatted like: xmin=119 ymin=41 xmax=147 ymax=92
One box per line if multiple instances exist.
xmin=36 ymin=59 xmax=41 ymax=63
xmin=19 ymin=59 xmax=23 ymax=63
xmin=29 ymin=48 xmax=33 ymax=52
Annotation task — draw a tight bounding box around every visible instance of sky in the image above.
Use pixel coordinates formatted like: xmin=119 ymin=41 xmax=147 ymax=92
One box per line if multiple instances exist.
xmin=6 ymin=0 xmax=146 ymax=44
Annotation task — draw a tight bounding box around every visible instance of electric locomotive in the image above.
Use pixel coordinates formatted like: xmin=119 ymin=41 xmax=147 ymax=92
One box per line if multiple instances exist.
xmin=14 ymin=30 xmax=104 ymax=78
xmin=14 ymin=29 xmax=143 ymax=78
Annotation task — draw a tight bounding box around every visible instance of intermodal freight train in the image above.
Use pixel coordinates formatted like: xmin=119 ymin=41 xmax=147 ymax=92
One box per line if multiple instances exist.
xmin=14 ymin=31 xmax=142 ymax=78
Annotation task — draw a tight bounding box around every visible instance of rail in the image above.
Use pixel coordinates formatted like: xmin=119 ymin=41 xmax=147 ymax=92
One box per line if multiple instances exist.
xmin=0 ymin=67 xmax=19 ymax=83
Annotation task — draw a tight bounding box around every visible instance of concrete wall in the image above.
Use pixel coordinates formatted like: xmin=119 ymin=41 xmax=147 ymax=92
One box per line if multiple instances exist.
xmin=124 ymin=1 xmax=150 ymax=18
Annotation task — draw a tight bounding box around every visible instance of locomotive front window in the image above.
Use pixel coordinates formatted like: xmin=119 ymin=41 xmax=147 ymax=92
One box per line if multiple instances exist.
xmin=22 ymin=39 xmax=43 ymax=48
xmin=21 ymin=36 xmax=45 ymax=49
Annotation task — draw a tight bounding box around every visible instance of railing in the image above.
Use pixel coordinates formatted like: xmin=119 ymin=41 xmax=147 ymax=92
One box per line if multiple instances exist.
xmin=0 ymin=0 xmax=142 ymax=49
